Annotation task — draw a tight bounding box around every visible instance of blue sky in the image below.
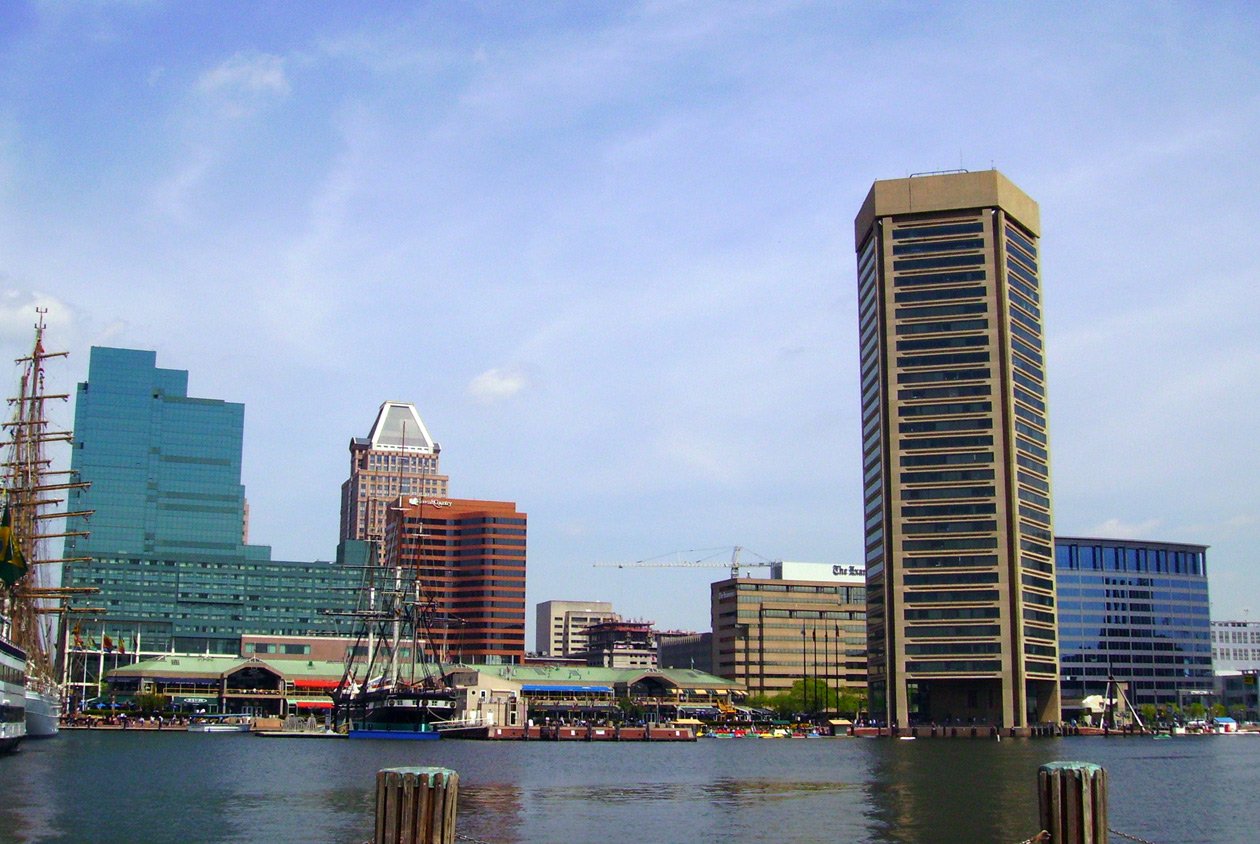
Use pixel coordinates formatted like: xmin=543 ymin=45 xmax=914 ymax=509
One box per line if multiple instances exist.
xmin=2 ymin=2 xmax=1258 ymax=634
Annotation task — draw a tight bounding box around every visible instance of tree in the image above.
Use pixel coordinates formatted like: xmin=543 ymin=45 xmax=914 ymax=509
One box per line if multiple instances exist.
xmin=1139 ymin=703 xmax=1157 ymax=726
xmin=134 ymin=692 xmax=168 ymax=714
xmin=1187 ymin=701 xmax=1207 ymax=721
xmin=614 ymin=696 xmax=643 ymax=723
xmin=747 ymin=679 xmax=866 ymax=720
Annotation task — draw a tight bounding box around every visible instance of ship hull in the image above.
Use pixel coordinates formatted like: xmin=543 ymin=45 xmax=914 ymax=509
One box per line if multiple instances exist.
xmin=24 ymin=687 xmax=60 ymax=738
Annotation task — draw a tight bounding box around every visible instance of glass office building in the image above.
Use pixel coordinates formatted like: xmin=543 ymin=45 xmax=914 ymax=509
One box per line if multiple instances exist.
xmin=70 ymin=555 xmax=361 ymax=655
xmin=61 ymin=349 xmax=357 ymax=703
xmin=1055 ymin=537 xmax=1212 ymax=707
xmin=65 ymin=347 xmax=268 ymax=561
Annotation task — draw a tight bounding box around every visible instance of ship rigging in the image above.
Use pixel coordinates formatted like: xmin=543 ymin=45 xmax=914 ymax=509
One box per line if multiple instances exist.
xmin=1 ymin=309 xmax=95 ymax=737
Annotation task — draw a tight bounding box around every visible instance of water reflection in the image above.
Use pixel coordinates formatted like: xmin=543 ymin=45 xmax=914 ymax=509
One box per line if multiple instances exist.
xmin=866 ymin=738 xmax=1046 ymax=843
xmin=532 ymin=778 xmax=857 ymax=805
xmin=460 ymin=783 xmax=524 ymax=844
xmin=4 ymin=731 xmax=1259 ymax=843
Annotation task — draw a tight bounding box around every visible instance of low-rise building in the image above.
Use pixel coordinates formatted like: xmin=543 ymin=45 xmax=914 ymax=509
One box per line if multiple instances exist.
xmin=1211 ymin=619 xmax=1260 ymax=672
xmin=658 ymin=631 xmax=713 ymax=674
xmin=103 ymin=657 xmax=740 ymax=724
xmin=711 ymin=563 xmax=867 ymax=700
xmin=572 ymin=620 xmax=657 ymax=669
xmin=534 ymin=600 xmax=618 ymax=657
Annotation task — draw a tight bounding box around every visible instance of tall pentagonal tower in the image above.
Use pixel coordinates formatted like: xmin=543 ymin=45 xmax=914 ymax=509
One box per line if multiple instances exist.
xmin=854 ymin=170 xmax=1058 ymax=731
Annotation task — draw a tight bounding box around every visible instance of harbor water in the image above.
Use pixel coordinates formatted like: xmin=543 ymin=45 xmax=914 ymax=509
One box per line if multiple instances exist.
xmin=2 ymin=731 xmax=1258 ymax=843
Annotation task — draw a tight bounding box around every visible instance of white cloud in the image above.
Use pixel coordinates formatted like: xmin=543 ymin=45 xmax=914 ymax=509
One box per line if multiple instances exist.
xmin=467 ymin=367 xmax=528 ymax=404
xmin=198 ymin=52 xmax=290 ymax=99
xmin=1085 ymin=517 xmax=1163 ymax=541
xmin=0 ymin=289 xmax=76 ymax=339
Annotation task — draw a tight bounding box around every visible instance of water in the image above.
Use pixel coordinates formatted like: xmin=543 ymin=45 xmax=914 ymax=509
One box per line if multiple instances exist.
xmin=3 ymin=732 xmax=1258 ymax=843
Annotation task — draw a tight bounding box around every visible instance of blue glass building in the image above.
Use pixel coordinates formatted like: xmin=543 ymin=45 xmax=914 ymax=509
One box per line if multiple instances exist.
xmin=65 ymin=347 xmax=268 ymax=561
xmin=1055 ymin=536 xmax=1212 ymax=707
xmin=61 ymin=349 xmax=357 ymax=684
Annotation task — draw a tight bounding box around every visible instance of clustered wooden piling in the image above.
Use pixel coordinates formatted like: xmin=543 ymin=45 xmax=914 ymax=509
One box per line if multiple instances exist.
xmin=375 ymin=767 xmax=459 ymax=844
xmin=1038 ymin=761 xmax=1108 ymax=844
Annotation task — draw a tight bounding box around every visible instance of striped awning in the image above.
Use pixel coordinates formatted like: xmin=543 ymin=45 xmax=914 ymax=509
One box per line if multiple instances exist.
xmin=521 ymin=684 xmax=613 ymax=693
xmin=287 ymin=698 xmax=333 ymax=709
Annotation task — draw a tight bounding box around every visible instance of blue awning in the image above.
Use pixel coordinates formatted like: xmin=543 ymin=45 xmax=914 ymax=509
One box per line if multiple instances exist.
xmin=521 ymin=684 xmax=613 ymax=693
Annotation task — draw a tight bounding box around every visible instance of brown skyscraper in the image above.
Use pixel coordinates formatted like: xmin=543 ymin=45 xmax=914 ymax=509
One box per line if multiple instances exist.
xmin=854 ymin=170 xmax=1059 ymax=731
xmin=384 ymin=497 xmax=527 ymax=664
xmin=339 ymin=401 xmax=449 ymax=561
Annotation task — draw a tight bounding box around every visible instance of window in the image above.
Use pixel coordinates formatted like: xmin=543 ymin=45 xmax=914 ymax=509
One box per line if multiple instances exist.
xmin=893 ymin=237 xmax=985 ymax=256
xmin=893 ymin=222 xmax=984 ymax=240
xmin=894 ymin=254 xmax=986 ymax=272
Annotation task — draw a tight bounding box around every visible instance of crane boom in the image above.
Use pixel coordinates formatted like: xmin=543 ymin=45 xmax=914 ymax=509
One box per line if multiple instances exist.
xmin=593 ymin=546 xmax=779 ymax=579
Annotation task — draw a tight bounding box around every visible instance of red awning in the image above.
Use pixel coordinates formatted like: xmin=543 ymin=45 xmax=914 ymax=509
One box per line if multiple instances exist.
xmin=293 ymin=679 xmax=341 ymax=689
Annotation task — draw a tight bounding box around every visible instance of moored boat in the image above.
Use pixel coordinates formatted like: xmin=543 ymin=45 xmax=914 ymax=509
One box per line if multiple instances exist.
xmin=1 ymin=635 xmax=27 ymax=753
xmin=187 ymin=715 xmax=253 ymax=733
xmin=24 ymin=684 xmax=60 ymax=738
xmin=328 ymin=500 xmax=459 ymax=741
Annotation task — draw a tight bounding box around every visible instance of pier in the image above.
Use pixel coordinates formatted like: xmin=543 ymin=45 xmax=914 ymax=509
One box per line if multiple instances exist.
xmin=472 ymin=723 xmax=695 ymax=741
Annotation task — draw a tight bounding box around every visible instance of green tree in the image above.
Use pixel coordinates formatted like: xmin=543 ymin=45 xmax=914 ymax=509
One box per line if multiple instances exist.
xmin=134 ymin=692 xmax=168 ymax=714
xmin=1139 ymin=703 xmax=1158 ymax=726
xmin=1210 ymin=702 xmax=1226 ymax=718
xmin=614 ymin=696 xmax=643 ymax=723
xmin=748 ymin=679 xmax=866 ymax=720
xmin=1187 ymin=701 xmax=1207 ymax=720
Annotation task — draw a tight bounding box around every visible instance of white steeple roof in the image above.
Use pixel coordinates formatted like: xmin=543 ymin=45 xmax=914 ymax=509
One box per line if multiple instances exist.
xmin=366 ymin=401 xmax=437 ymax=453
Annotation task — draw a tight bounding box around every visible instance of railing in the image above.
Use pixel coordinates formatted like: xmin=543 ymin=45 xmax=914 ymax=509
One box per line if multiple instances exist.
xmin=431 ymin=713 xmax=486 ymax=732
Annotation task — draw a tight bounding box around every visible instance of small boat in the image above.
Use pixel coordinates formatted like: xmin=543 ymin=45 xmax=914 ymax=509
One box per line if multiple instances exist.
xmin=0 ymin=636 xmax=27 ymax=754
xmin=188 ymin=715 xmax=253 ymax=733
xmin=255 ymin=712 xmax=343 ymax=739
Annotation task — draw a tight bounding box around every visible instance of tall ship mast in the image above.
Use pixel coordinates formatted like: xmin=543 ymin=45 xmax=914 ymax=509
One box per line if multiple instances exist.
xmin=1 ymin=309 xmax=93 ymax=740
xmin=328 ymin=494 xmax=458 ymax=739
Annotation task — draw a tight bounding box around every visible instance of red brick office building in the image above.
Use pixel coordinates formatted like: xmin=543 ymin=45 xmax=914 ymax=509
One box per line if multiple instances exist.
xmin=384 ymin=497 xmax=527 ymax=664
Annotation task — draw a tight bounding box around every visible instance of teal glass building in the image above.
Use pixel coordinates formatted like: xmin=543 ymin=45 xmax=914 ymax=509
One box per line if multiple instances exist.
xmin=65 ymin=347 xmax=268 ymax=562
xmin=62 ymin=348 xmax=357 ymax=671
xmin=1055 ymin=536 xmax=1212 ymax=707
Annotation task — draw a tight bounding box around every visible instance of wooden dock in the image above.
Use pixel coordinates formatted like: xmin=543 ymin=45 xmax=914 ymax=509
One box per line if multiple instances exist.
xmin=473 ymin=724 xmax=695 ymax=741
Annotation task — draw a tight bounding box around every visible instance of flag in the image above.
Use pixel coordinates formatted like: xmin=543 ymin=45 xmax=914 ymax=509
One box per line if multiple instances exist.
xmin=103 ymin=635 xmax=114 ymax=652
xmin=118 ymin=637 xmax=126 ymax=655
xmin=0 ymin=503 xmax=27 ymax=587
xmin=73 ymin=624 xmax=84 ymax=649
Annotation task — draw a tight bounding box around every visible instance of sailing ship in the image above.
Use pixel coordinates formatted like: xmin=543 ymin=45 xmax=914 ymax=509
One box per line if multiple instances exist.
xmin=329 ymin=497 xmax=457 ymax=739
xmin=0 ymin=310 xmax=93 ymax=743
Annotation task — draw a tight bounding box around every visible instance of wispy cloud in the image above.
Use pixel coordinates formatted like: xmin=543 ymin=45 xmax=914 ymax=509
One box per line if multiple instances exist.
xmin=1086 ymin=518 xmax=1163 ymax=540
xmin=146 ymin=52 xmax=292 ymax=222
xmin=467 ymin=367 xmax=529 ymax=404
xmin=198 ymin=51 xmax=290 ymax=103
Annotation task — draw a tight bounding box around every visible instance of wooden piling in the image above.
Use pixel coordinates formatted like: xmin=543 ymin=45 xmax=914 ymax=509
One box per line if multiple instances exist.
xmin=1037 ymin=761 xmax=1107 ymax=844
xmin=375 ymin=767 xmax=459 ymax=844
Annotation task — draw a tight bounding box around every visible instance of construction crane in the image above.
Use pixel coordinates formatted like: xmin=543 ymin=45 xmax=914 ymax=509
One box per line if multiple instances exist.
xmin=593 ymin=546 xmax=778 ymax=580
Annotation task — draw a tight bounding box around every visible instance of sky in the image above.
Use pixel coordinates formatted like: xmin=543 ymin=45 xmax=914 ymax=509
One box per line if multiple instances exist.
xmin=1 ymin=2 xmax=1258 ymax=636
